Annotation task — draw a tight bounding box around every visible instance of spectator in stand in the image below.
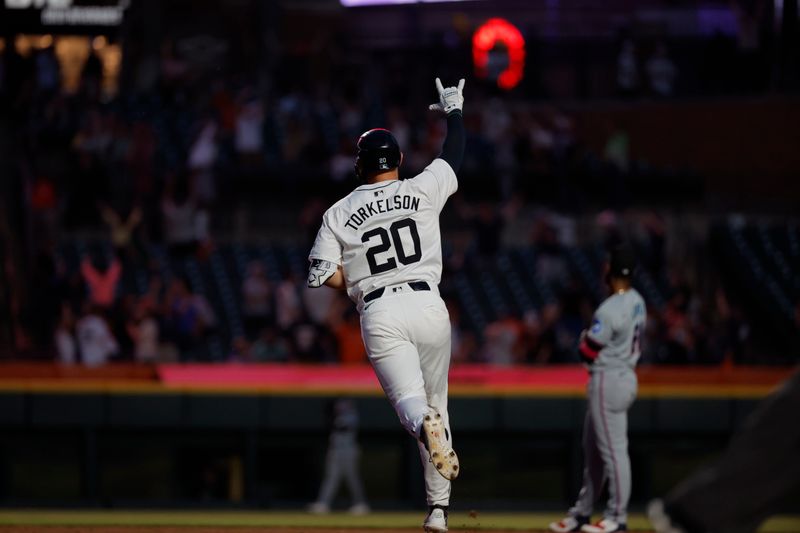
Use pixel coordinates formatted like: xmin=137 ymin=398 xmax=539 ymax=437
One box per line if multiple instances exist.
xmin=165 ymin=277 xmax=216 ymax=361
xmin=481 ymin=310 xmax=525 ymax=366
xmin=187 ymin=117 xmax=219 ymax=204
xmin=302 ymin=282 xmax=336 ymax=326
xmin=291 ymin=311 xmax=335 ymax=363
xmin=241 ymin=261 xmax=273 ymax=340
xmin=128 ymin=121 xmax=157 ymax=203
xmin=603 ymin=123 xmax=631 ymax=176
xmin=34 ymin=45 xmax=60 ymax=94
xmin=524 ymin=303 xmax=561 ymax=364
xmin=76 ymin=303 xmax=119 ymax=367
xmin=228 ymin=336 xmax=251 ymax=362
xmin=447 ymin=299 xmax=478 ymax=364
xmin=54 ymin=303 xmax=78 ymax=365
xmin=616 ymin=37 xmax=640 ymax=98
xmin=80 ymin=253 xmax=122 ymax=311
xmin=100 ymin=204 xmax=143 ymax=261
xmin=251 ymin=326 xmax=290 ymax=362
xmin=330 ymin=136 xmax=356 ymax=183
xmin=54 ymin=257 xmax=86 ymax=314
xmin=662 ymin=286 xmax=694 ymax=363
xmin=531 ymin=214 xmax=569 ymax=287
xmin=521 ymin=309 xmax=545 ymax=364
xmin=646 ymin=41 xmax=678 ymax=97
xmin=553 ymin=278 xmax=593 ymax=360
xmin=458 ymin=200 xmax=518 ymax=267
xmin=242 ymin=261 xmax=275 ymax=340
xmin=162 ymin=180 xmax=198 ymax=259
xmin=139 ymin=273 xmax=165 ymax=315
xmin=126 ymin=299 xmax=160 ymax=363
xmin=235 ymin=88 xmax=264 ymax=171
xmin=29 ymin=175 xmax=59 ymax=252
xmin=275 ymin=270 xmax=303 ymax=331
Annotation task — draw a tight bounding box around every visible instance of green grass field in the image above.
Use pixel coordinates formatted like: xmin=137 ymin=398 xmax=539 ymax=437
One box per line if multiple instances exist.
xmin=0 ymin=511 xmax=798 ymax=531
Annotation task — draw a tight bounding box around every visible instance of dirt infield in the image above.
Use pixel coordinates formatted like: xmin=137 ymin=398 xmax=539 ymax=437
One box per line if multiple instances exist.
xmin=0 ymin=529 xmax=627 ymax=533
xmin=0 ymin=526 xmax=620 ymax=533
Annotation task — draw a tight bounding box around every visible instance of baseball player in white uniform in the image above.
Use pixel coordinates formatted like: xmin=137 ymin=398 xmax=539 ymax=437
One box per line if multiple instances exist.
xmin=307 ymin=78 xmax=466 ymax=533
xmin=551 ymin=246 xmax=646 ymax=533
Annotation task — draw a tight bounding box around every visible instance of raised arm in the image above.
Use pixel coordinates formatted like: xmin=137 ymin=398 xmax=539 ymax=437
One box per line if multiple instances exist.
xmin=430 ymin=78 xmax=466 ymax=173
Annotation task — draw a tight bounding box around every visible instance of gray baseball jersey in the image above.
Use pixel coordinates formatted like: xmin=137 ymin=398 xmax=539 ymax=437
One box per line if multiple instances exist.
xmin=569 ymin=288 xmax=646 ymax=526
xmin=585 ymin=289 xmax=646 ymax=371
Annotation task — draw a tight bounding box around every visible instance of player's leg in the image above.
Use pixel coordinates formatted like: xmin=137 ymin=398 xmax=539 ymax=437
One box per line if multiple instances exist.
xmin=412 ymin=291 xmax=457 ymax=506
xmin=312 ymin=447 xmax=343 ymax=512
xmin=361 ymin=298 xmax=430 ymax=438
xmin=341 ymin=445 xmax=369 ymax=512
xmin=409 ymin=292 xmax=459 ymax=531
xmin=589 ymin=370 xmax=636 ymax=529
xmin=550 ymin=400 xmax=603 ymax=532
xmin=652 ymin=369 xmax=800 ymax=533
xmin=573 ymin=409 xmax=606 ymax=515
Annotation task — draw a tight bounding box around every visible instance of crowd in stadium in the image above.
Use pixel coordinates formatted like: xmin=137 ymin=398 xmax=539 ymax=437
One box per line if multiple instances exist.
xmin=0 ymin=28 xmax=775 ymax=367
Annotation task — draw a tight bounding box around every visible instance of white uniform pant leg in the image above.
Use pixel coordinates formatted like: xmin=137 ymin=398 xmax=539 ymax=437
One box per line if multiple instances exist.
xmin=411 ymin=293 xmax=453 ymax=507
xmin=361 ymin=291 xmax=453 ymax=507
xmin=361 ymin=296 xmax=429 ymax=437
xmin=569 ymin=408 xmax=606 ymax=517
xmin=589 ymin=370 xmax=637 ymax=525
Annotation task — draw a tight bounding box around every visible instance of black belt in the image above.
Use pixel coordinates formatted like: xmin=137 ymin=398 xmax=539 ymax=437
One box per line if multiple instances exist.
xmin=364 ymin=281 xmax=430 ymax=304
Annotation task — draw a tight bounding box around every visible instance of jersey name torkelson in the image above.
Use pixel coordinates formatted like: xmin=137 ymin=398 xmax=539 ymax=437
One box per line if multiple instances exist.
xmin=343 ymin=194 xmax=421 ymax=230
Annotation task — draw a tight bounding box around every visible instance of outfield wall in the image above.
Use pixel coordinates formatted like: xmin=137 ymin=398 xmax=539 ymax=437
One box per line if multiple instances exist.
xmin=0 ymin=364 xmax=796 ymax=510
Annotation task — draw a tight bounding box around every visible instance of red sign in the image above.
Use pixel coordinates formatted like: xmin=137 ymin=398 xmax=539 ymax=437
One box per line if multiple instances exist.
xmin=472 ymin=18 xmax=525 ymax=90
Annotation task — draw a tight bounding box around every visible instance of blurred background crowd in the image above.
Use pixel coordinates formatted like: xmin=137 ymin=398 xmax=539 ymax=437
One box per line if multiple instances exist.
xmin=1 ymin=0 xmax=798 ymax=367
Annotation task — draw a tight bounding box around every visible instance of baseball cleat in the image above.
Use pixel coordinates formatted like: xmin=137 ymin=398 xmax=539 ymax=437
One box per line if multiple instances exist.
xmin=423 ymin=506 xmax=448 ymax=532
xmin=306 ymin=501 xmax=330 ymax=514
xmin=549 ymin=515 xmax=590 ymax=532
xmin=348 ymin=502 xmax=370 ymax=515
xmin=421 ymin=409 xmax=459 ymax=480
xmin=581 ymin=518 xmax=627 ymax=532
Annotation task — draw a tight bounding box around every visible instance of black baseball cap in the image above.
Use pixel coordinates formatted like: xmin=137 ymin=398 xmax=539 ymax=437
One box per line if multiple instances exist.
xmin=608 ymin=245 xmax=636 ymax=279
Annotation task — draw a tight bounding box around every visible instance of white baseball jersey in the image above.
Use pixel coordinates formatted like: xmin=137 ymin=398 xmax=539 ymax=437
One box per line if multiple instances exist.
xmin=586 ymin=288 xmax=647 ymax=370
xmin=308 ymin=158 xmax=457 ymax=310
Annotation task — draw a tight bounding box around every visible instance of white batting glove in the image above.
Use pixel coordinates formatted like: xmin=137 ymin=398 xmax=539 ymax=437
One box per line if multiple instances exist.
xmin=429 ymin=77 xmax=465 ymax=115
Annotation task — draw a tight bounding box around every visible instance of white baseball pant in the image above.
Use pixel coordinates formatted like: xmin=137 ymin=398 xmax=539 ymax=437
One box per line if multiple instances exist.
xmin=359 ymin=285 xmax=453 ymax=507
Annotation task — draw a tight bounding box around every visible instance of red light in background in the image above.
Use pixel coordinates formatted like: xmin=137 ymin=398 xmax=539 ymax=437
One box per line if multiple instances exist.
xmin=472 ymin=18 xmax=525 ymax=90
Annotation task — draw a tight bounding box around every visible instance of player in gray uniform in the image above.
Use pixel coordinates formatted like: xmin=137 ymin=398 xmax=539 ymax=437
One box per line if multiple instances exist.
xmin=308 ymin=399 xmax=370 ymax=515
xmin=550 ymin=246 xmax=646 ymax=533
xmin=307 ymin=78 xmax=466 ymax=533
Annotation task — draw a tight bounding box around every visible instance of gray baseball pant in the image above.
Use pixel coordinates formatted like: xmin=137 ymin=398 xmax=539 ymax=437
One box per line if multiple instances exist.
xmin=316 ymin=445 xmax=367 ymax=507
xmin=570 ymin=368 xmax=637 ymax=524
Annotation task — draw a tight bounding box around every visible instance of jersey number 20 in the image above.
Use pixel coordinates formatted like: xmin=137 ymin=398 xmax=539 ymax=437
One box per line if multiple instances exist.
xmin=361 ymin=218 xmax=422 ymax=275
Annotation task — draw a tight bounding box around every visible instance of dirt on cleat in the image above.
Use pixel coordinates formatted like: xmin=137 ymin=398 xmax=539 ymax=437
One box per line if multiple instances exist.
xmin=421 ymin=409 xmax=460 ymax=481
